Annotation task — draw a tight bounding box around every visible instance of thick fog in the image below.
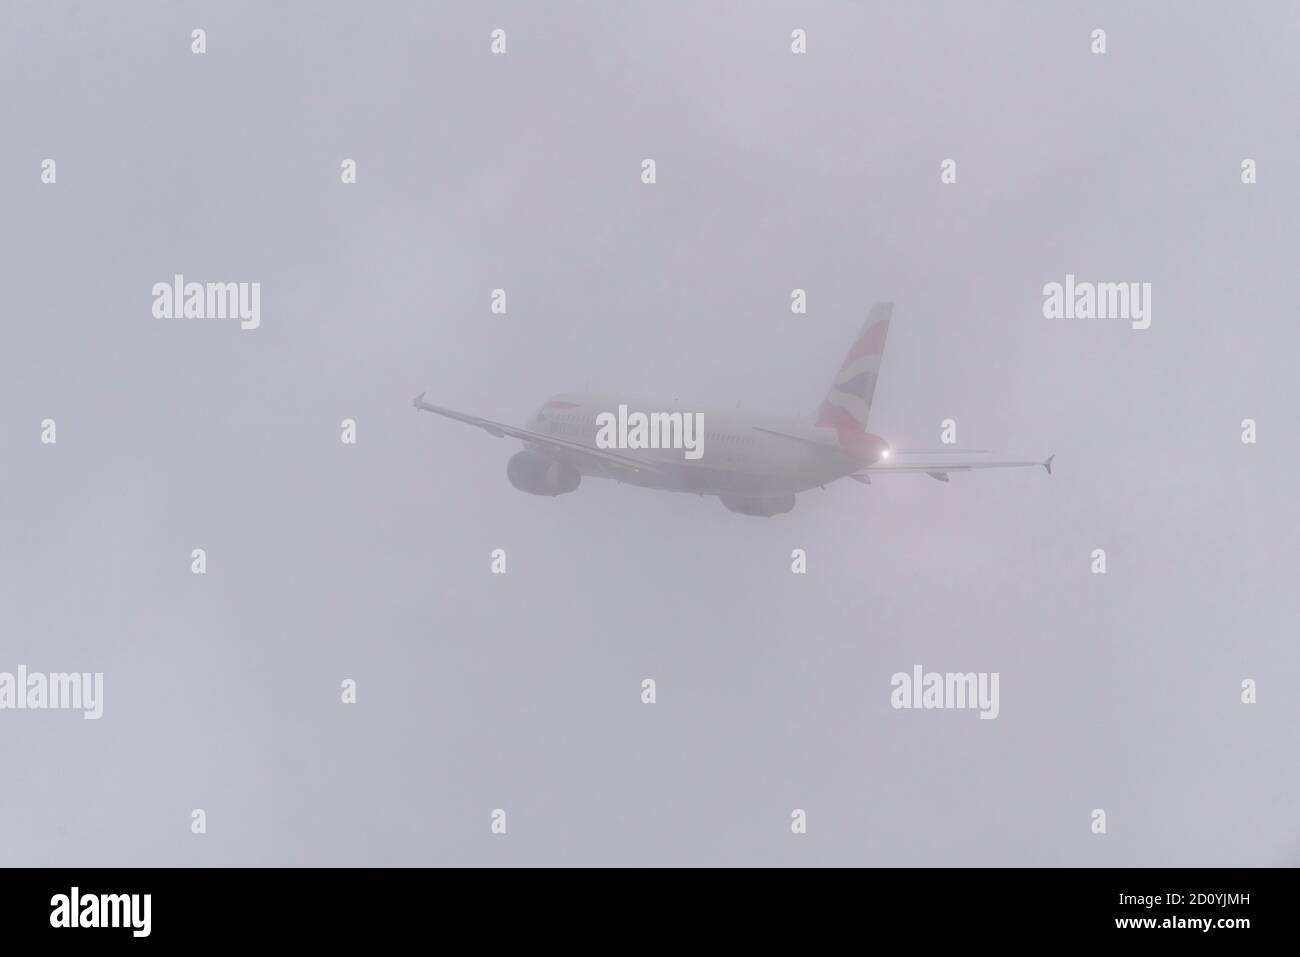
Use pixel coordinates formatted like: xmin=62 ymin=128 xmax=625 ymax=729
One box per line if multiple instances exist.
xmin=1 ymin=1 xmax=1297 ymax=865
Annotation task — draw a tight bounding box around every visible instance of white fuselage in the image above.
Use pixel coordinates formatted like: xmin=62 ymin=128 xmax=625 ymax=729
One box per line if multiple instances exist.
xmin=526 ymin=392 xmax=873 ymax=498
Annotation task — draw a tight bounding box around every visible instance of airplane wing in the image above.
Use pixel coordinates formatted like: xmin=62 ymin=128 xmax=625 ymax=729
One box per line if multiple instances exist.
xmin=411 ymin=393 xmax=665 ymax=474
xmin=854 ymin=454 xmax=1054 ymax=483
xmin=890 ymin=447 xmax=992 ymax=454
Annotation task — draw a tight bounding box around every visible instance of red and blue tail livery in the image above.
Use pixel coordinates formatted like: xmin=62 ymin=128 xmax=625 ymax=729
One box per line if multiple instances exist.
xmin=413 ymin=302 xmax=1052 ymax=516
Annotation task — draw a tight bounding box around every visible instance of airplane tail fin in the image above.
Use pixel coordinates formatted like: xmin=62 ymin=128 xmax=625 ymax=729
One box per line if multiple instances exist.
xmin=816 ymin=301 xmax=892 ymax=432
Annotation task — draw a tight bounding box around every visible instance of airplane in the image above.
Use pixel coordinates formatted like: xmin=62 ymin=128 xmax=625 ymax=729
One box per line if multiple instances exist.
xmin=412 ymin=302 xmax=1053 ymax=516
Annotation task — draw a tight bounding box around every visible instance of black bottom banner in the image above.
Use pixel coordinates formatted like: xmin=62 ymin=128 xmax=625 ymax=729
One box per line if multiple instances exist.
xmin=0 ymin=866 xmax=1281 ymax=944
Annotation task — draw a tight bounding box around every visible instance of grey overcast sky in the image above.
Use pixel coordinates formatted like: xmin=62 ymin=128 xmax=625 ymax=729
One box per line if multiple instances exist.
xmin=1 ymin=1 xmax=1297 ymax=866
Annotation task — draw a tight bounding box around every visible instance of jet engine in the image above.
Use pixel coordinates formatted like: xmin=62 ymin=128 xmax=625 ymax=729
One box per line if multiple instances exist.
xmin=506 ymin=451 xmax=581 ymax=496
xmin=720 ymin=493 xmax=796 ymax=517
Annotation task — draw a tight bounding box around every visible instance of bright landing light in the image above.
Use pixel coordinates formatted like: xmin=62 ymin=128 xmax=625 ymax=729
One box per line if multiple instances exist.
xmin=881 ymin=449 xmax=891 ymax=459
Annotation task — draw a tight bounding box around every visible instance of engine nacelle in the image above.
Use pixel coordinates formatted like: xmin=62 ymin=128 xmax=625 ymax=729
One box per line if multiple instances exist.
xmin=507 ymin=451 xmax=581 ymax=496
xmin=720 ymin=493 xmax=796 ymax=517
